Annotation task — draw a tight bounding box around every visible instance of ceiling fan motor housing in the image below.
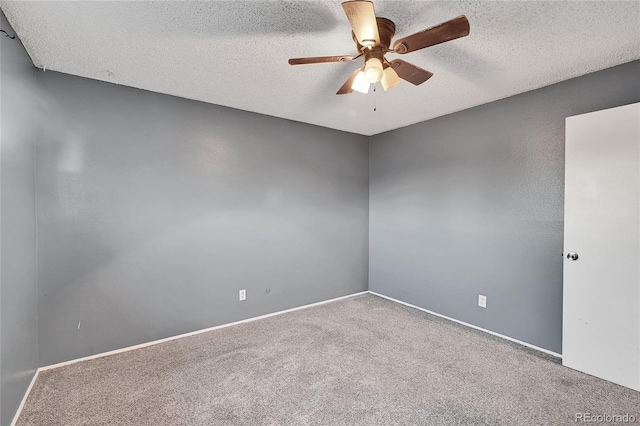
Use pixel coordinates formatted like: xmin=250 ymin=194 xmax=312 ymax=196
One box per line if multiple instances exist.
xmin=352 ymin=17 xmax=396 ymax=50
xmin=364 ymin=46 xmax=385 ymax=66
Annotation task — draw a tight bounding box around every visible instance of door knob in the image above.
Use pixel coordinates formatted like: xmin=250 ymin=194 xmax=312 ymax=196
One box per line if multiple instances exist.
xmin=567 ymin=252 xmax=579 ymax=261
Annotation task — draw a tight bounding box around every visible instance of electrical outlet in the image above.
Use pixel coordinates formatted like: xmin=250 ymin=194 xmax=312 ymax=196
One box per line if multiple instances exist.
xmin=478 ymin=294 xmax=487 ymax=308
xmin=239 ymin=289 xmax=246 ymax=301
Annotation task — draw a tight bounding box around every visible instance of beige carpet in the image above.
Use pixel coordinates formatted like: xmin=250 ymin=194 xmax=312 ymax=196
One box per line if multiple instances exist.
xmin=17 ymin=294 xmax=640 ymax=425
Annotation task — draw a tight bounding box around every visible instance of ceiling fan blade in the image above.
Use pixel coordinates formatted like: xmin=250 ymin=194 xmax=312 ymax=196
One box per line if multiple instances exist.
xmin=337 ymin=67 xmax=364 ymax=95
xmin=393 ymin=15 xmax=470 ymax=54
xmin=341 ymin=1 xmax=380 ymax=46
xmin=390 ymin=59 xmax=433 ymax=85
xmin=288 ymin=55 xmax=356 ymax=65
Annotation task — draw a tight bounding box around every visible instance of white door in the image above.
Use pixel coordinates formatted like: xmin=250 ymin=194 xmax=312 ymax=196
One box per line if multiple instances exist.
xmin=563 ymin=102 xmax=640 ymax=391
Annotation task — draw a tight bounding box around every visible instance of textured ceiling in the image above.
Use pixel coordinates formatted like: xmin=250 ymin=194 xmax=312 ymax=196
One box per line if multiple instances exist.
xmin=2 ymin=1 xmax=639 ymax=136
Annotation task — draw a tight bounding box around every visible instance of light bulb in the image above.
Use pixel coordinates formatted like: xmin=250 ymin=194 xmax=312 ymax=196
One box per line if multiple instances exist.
xmin=364 ymin=58 xmax=383 ymax=83
xmin=351 ymin=70 xmax=370 ymax=94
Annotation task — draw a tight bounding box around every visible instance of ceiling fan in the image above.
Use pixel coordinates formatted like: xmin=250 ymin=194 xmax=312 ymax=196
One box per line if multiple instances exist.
xmin=288 ymin=0 xmax=470 ymax=95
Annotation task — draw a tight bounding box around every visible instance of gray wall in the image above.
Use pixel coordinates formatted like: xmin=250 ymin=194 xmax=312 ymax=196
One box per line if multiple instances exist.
xmin=369 ymin=60 xmax=640 ymax=354
xmin=36 ymin=71 xmax=369 ymax=366
xmin=0 ymin=12 xmax=38 ymax=426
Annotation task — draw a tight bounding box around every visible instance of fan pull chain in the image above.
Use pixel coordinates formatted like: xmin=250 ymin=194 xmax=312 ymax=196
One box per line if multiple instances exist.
xmin=373 ymin=84 xmax=377 ymax=112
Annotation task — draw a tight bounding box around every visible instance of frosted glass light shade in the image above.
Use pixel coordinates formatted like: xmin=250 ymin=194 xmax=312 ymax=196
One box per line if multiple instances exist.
xmin=364 ymin=58 xmax=383 ymax=83
xmin=351 ymin=71 xmax=370 ymax=94
xmin=381 ymin=67 xmax=401 ymax=91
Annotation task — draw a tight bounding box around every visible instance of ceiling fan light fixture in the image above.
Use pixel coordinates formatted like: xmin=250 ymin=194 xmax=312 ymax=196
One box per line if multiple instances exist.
xmin=364 ymin=57 xmax=384 ymax=83
xmin=351 ymin=70 xmax=370 ymax=93
xmin=288 ymin=1 xmax=470 ymax=96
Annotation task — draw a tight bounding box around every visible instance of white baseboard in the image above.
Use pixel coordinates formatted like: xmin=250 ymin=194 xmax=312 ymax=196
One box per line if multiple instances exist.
xmin=368 ymin=291 xmax=562 ymax=359
xmin=10 ymin=370 xmax=39 ymax=426
xmin=12 ymin=288 xmax=559 ymax=424
xmin=11 ymin=291 xmax=366 ymax=424
xmin=39 ymin=290 xmax=369 ymax=372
